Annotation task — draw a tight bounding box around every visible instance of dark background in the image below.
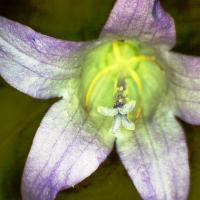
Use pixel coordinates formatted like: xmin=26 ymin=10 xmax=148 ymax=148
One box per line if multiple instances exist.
xmin=0 ymin=0 xmax=200 ymax=199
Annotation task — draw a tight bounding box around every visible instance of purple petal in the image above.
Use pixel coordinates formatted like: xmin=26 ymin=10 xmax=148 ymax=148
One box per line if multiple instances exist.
xmin=162 ymin=51 xmax=200 ymax=125
xmin=22 ymin=98 xmax=114 ymax=200
xmin=101 ymin=0 xmax=176 ymax=49
xmin=116 ymin=102 xmax=189 ymax=200
xmin=0 ymin=16 xmax=87 ymax=99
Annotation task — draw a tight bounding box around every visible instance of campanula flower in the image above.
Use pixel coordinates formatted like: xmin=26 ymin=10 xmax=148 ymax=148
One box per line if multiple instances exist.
xmin=0 ymin=0 xmax=199 ymax=199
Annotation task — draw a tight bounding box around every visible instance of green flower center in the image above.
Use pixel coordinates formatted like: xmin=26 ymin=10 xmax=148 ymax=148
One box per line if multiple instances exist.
xmin=80 ymin=40 xmax=167 ymax=132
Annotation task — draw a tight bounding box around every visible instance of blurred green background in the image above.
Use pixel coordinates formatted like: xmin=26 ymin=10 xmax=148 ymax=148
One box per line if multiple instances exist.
xmin=0 ymin=0 xmax=200 ymax=199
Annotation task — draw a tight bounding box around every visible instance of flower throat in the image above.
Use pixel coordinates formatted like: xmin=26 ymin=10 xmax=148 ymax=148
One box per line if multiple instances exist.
xmin=81 ymin=40 xmax=166 ymax=132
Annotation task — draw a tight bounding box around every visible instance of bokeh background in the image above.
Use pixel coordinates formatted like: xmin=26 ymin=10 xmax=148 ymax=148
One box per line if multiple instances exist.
xmin=0 ymin=0 xmax=200 ymax=199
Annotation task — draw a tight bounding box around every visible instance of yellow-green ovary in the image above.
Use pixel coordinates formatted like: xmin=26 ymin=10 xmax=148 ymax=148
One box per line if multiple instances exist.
xmin=81 ymin=40 xmax=167 ymax=130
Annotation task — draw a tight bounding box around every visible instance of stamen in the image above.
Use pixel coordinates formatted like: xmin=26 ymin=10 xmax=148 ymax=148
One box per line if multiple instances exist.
xmin=85 ymin=65 xmax=114 ymax=112
xmin=128 ymin=68 xmax=143 ymax=94
xmin=128 ymin=69 xmax=143 ymax=120
xmin=136 ymin=106 xmax=142 ymax=120
xmin=128 ymin=55 xmax=155 ymax=65
xmin=112 ymin=42 xmax=121 ymax=61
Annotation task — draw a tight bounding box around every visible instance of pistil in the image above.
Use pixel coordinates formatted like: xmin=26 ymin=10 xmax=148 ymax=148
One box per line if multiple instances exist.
xmin=98 ymin=77 xmax=136 ymax=133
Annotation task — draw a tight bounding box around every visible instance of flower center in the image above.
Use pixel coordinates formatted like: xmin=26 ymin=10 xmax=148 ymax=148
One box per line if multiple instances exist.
xmin=97 ymin=77 xmax=136 ymax=133
xmin=81 ymin=40 xmax=166 ymax=132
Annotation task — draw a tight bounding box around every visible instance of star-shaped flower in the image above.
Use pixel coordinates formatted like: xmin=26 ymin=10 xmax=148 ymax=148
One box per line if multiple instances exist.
xmin=0 ymin=0 xmax=199 ymax=200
